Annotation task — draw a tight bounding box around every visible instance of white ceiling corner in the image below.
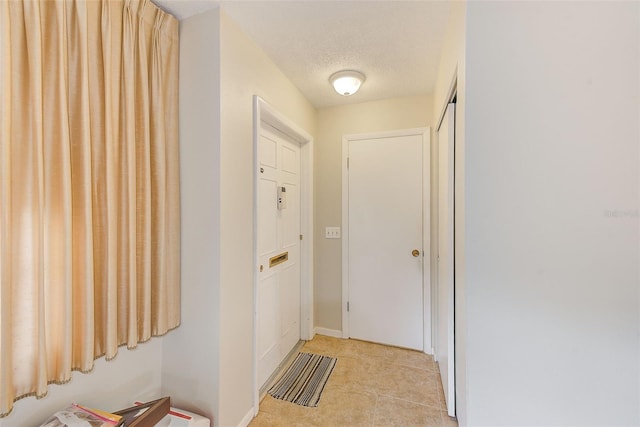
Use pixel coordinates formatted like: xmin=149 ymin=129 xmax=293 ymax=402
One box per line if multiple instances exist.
xmin=153 ymin=0 xmax=450 ymax=108
xmin=152 ymin=0 xmax=219 ymax=21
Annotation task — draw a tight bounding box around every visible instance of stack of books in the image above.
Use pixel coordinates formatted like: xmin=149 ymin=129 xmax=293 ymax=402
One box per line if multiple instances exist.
xmin=39 ymin=403 xmax=123 ymax=427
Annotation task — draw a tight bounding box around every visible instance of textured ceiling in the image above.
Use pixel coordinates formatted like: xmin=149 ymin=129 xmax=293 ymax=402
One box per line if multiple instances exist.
xmin=153 ymin=1 xmax=450 ymax=108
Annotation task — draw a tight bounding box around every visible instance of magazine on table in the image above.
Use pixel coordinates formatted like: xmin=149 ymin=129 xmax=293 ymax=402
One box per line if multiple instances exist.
xmin=39 ymin=403 xmax=123 ymax=427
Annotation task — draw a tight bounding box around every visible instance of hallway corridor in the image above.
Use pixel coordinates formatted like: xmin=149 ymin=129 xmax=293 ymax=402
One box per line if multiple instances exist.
xmin=250 ymin=335 xmax=458 ymax=426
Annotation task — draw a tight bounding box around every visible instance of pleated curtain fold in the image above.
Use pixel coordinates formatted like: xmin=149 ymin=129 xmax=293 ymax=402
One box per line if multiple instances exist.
xmin=0 ymin=0 xmax=180 ymax=416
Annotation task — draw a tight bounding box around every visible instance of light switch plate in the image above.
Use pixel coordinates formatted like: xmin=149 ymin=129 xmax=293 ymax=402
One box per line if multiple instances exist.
xmin=325 ymin=227 xmax=341 ymax=239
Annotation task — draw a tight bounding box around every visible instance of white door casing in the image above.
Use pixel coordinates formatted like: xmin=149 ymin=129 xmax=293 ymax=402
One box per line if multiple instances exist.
xmin=342 ymin=128 xmax=430 ymax=351
xmin=437 ymin=103 xmax=456 ymax=417
xmin=257 ymin=125 xmax=301 ymax=388
xmin=253 ymin=96 xmax=314 ymax=416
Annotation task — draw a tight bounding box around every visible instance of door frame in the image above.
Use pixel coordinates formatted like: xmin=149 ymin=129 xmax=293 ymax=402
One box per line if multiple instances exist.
xmin=341 ymin=127 xmax=431 ymax=353
xmin=252 ymin=96 xmax=314 ymax=414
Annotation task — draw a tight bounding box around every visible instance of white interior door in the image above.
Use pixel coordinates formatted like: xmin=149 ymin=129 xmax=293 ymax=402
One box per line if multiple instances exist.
xmin=347 ymin=133 xmax=424 ymax=350
xmin=257 ymin=125 xmax=301 ymax=388
xmin=437 ymin=103 xmax=456 ymax=416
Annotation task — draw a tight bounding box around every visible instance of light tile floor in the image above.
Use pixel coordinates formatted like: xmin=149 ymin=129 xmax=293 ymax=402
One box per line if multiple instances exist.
xmin=249 ymin=335 xmax=458 ymax=427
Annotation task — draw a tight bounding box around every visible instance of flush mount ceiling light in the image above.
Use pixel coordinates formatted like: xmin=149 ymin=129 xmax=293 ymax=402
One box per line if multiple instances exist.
xmin=329 ymin=70 xmax=365 ymax=96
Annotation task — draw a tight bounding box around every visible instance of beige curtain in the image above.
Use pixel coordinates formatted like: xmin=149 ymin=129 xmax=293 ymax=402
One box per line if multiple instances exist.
xmin=0 ymin=0 xmax=180 ymax=416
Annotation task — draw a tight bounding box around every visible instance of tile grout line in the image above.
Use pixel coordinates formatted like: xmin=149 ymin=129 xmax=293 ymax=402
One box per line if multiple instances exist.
xmin=370 ymin=391 xmax=379 ymax=427
xmin=375 ymin=392 xmax=444 ymax=412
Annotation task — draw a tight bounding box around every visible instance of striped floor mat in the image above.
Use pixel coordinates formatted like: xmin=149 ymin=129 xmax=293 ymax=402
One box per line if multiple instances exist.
xmin=267 ymin=352 xmax=337 ymax=407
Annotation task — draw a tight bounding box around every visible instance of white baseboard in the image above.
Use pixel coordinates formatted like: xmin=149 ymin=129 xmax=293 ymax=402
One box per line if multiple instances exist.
xmin=314 ymin=327 xmax=343 ymax=338
xmin=237 ymin=407 xmax=255 ymax=427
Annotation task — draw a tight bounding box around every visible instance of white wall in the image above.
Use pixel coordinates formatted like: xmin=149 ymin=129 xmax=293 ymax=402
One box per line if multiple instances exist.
xmin=218 ymin=9 xmax=316 ymax=427
xmin=0 ymin=340 xmax=164 ymax=426
xmin=463 ymin=2 xmax=639 ymax=425
xmin=314 ymin=96 xmax=433 ymax=332
xmin=161 ymin=8 xmax=221 ymax=423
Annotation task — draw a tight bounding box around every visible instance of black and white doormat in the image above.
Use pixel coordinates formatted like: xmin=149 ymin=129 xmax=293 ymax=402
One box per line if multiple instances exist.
xmin=267 ymin=352 xmax=337 ymax=407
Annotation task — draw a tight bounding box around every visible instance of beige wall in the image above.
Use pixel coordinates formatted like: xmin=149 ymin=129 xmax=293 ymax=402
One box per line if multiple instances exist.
xmin=218 ymin=9 xmax=316 ymax=427
xmin=433 ymin=2 xmax=466 ymax=120
xmin=314 ymin=95 xmax=433 ymax=331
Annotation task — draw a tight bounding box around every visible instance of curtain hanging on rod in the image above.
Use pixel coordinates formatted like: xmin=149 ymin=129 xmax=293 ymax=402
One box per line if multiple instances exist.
xmin=0 ymin=0 xmax=181 ymax=416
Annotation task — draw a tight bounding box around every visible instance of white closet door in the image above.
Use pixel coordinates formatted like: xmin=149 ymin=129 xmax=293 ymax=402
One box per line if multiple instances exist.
xmin=437 ymin=103 xmax=456 ymax=417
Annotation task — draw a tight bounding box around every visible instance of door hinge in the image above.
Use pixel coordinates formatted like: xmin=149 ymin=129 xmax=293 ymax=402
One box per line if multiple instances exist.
xmin=347 ymin=301 xmax=350 ymax=312
xmin=300 ymin=234 xmax=303 ymax=240
xmin=347 ymin=157 xmax=349 ymax=169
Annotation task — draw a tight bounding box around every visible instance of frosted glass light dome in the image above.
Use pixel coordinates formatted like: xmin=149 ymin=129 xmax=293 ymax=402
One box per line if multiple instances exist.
xmin=330 ymin=70 xmax=365 ymax=96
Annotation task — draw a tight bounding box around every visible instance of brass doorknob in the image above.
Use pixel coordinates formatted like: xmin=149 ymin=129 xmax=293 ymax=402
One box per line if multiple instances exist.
xmin=412 ymin=249 xmax=420 ymax=257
